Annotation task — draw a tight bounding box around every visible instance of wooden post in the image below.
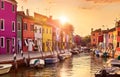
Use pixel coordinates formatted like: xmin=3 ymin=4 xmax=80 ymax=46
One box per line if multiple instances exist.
xmin=13 ymin=52 xmax=17 ymax=69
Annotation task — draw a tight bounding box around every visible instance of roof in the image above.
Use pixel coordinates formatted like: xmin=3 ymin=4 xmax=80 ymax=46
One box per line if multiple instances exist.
xmin=17 ymin=11 xmax=25 ymax=16
xmin=92 ymin=28 xmax=102 ymax=33
xmin=108 ymin=27 xmax=115 ymax=32
xmin=9 ymin=0 xmax=17 ymax=4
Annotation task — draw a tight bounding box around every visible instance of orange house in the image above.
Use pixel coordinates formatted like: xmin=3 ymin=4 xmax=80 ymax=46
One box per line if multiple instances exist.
xmin=22 ymin=14 xmax=34 ymax=52
xmin=91 ymin=28 xmax=103 ymax=47
xmin=116 ymin=21 xmax=120 ymax=53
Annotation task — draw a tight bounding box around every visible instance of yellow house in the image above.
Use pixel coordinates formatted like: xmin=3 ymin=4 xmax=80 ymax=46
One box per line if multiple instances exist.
xmin=42 ymin=24 xmax=52 ymax=52
xmin=113 ymin=28 xmax=117 ymax=50
xmin=34 ymin=13 xmax=52 ymax=52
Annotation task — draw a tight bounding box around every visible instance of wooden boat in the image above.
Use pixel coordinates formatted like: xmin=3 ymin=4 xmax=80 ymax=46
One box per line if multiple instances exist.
xmin=107 ymin=59 xmax=120 ymax=67
xmin=58 ymin=53 xmax=67 ymax=61
xmin=45 ymin=57 xmax=59 ymax=64
xmin=29 ymin=59 xmax=45 ymax=68
xmin=95 ymin=67 xmax=120 ymax=77
xmin=0 ymin=64 xmax=12 ymax=74
xmin=71 ymin=48 xmax=79 ymax=54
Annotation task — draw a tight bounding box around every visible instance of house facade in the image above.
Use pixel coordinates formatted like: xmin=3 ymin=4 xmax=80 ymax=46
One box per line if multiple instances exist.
xmin=0 ymin=0 xmax=17 ymax=54
xmin=17 ymin=11 xmax=24 ymax=53
xmin=91 ymin=28 xmax=102 ymax=47
xmin=22 ymin=14 xmax=34 ymax=52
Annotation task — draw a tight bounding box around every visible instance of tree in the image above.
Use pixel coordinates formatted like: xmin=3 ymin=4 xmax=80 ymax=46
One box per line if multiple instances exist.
xmin=74 ymin=35 xmax=81 ymax=46
xmin=81 ymin=35 xmax=91 ymax=47
xmin=62 ymin=23 xmax=74 ymax=34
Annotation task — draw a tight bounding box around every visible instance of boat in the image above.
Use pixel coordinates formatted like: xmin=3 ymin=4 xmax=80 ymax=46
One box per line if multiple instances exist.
xmin=29 ymin=59 xmax=45 ymax=68
xmin=106 ymin=59 xmax=120 ymax=67
xmin=71 ymin=47 xmax=79 ymax=54
xmin=95 ymin=67 xmax=120 ymax=77
xmin=0 ymin=64 xmax=12 ymax=74
xmin=58 ymin=53 xmax=67 ymax=61
xmin=45 ymin=57 xmax=59 ymax=64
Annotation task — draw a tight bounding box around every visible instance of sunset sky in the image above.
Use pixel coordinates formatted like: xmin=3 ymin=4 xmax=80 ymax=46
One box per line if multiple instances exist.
xmin=16 ymin=0 xmax=120 ymax=36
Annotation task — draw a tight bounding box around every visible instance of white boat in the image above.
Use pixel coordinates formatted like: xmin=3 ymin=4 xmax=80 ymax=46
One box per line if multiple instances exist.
xmin=107 ymin=59 xmax=120 ymax=67
xmin=0 ymin=64 xmax=12 ymax=74
xmin=29 ymin=59 xmax=45 ymax=68
xmin=59 ymin=51 xmax=72 ymax=59
xmin=58 ymin=53 xmax=67 ymax=61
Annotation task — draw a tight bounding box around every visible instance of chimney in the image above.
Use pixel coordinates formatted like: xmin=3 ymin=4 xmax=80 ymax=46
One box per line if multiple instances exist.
xmin=26 ymin=9 xmax=29 ymax=16
xmin=49 ymin=15 xmax=52 ymax=20
xmin=91 ymin=28 xmax=93 ymax=32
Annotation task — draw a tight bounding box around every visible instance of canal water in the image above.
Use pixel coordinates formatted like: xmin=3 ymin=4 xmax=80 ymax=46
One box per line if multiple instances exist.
xmin=0 ymin=52 xmax=108 ymax=77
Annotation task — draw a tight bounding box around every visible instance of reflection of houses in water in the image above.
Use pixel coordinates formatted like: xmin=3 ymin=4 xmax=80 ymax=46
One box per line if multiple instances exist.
xmin=90 ymin=55 xmax=105 ymax=74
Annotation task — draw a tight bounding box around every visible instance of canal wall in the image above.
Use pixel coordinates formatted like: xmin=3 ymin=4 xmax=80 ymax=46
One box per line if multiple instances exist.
xmin=0 ymin=51 xmax=63 ymax=67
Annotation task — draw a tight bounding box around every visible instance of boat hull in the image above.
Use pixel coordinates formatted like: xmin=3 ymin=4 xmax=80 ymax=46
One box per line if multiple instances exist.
xmin=0 ymin=64 xmax=12 ymax=75
xmin=29 ymin=59 xmax=45 ymax=68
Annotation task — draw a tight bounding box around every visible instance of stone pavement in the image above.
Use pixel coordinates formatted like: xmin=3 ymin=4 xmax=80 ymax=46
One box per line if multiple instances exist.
xmin=0 ymin=50 xmax=63 ymax=63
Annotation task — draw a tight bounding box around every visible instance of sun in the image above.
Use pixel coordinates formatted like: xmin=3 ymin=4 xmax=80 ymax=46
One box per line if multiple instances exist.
xmin=59 ymin=16 xmax=68 ymax=25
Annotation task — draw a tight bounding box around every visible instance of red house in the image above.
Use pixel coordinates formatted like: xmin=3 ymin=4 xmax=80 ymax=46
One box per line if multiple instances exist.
xmin=22 ymin=12 xmax=34 ymax=52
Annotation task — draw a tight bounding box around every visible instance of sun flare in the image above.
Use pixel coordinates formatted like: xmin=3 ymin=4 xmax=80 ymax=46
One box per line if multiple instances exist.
xmin=59 ymin=16 xmax=68 ymax=24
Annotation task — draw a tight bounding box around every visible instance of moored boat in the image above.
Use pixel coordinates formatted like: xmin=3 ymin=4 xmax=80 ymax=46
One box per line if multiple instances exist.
xmin=29 ymin=59 xmax=45 ymax=68
xmin=95 ymin=67 xmax=120 ymax=77
xmin=45 ymin=57 xmax=59 ymax=64
xmin=106 ymin=59 xmax=120 ymax=67
xmin=0 ymin=64 xmax=12 ymax=75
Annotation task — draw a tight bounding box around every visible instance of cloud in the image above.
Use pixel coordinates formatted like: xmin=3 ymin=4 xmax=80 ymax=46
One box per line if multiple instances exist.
xmin=85 ymin=0 xmax=120 ymax=3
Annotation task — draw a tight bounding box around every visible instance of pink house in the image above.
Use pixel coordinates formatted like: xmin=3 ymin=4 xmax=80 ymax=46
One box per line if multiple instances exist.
xmin=0 ymin=0 xmax=17 ymax=54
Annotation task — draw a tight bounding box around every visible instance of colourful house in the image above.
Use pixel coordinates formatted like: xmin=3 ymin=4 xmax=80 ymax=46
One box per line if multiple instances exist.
xmin=34 ymin=13 xmax=43 ymax=52
xmin=47 ymin=19 xmax=61 ymax=51
xmin=22 ymin=12 xmax=34 ymax=52
xmin=0 ymin=0 xmax=17 ymax=54
xmin=115 ymin=21 xmax=120 ymax=55
xmin=103 ymin=30 xmax=109 ymax=49
xmin=91 ymin=28 xmax=103 ymax=47
xmin=17 ymin=11 xmax=24 ymax=53
xmin=34 ymin=13 xmax=52 ymax=52
xmin=108 ymin=28 xmax=115 ymax=47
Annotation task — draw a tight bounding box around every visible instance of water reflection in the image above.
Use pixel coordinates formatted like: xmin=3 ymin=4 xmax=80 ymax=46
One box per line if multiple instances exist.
xmin=0 ymin=53 xmax=108 ymax=77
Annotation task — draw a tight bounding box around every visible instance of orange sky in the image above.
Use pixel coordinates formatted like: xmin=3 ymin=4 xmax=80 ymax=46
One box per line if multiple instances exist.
xmin=16 ymin=0 xmax=120 ymax=36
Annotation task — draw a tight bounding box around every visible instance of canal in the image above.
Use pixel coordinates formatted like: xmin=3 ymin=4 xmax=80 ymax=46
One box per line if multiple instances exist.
xmin=0 ymin=52 xmax=108 ymax=77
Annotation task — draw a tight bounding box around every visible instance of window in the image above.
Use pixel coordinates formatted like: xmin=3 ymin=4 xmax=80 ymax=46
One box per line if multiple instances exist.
xmin=12 ymin=21 xmax=15 ymax=32
xmin=0 ymin=19 xmax=4 ymax=30
xmin=93 ymin=39 xmax=95 ymax=42
xmin=39 ymin=28 xmax=41 ymax=33
xmin=12 ymin=37 xmax=15 ymax=46
xmin=99 ymin=33 xmax=101 ymax=35
xmin=17 ymin=22 xmax=21 ymax=30
xmin=117 ymin=42 xmax=120 ymax=47
xmin=30 ymin=24 xmax=34 ymax=31
xmin=50 ymin=29 xmax=51 ymax=34
xmin=109 ymin=34 xmax=110 ymax=39
xmin=92 ymin=33 xmax=95 ymax=36
xmin=43 ymin=28 xmax=44 ymax=33
xmin=12 ymin=4 xmax=15 ymax=12
xmin=46 ymin=28 xmax=48 ymax=34
xmin=118 ymin=31 xmax=120 ymax=36
xmin=0 ymin=37 xmax=5 ymax=48
xmin=23 ymin=23 xmax=27 ymax=30
xmin=1 ymin=1 xmax=4 ymax=9
xmin=34 ymin=27 xmax=37 ymax=33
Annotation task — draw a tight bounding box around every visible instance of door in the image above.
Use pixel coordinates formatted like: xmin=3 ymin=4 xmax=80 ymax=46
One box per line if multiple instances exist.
xmin=6 ymin=39 xmax=10 ymax=53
